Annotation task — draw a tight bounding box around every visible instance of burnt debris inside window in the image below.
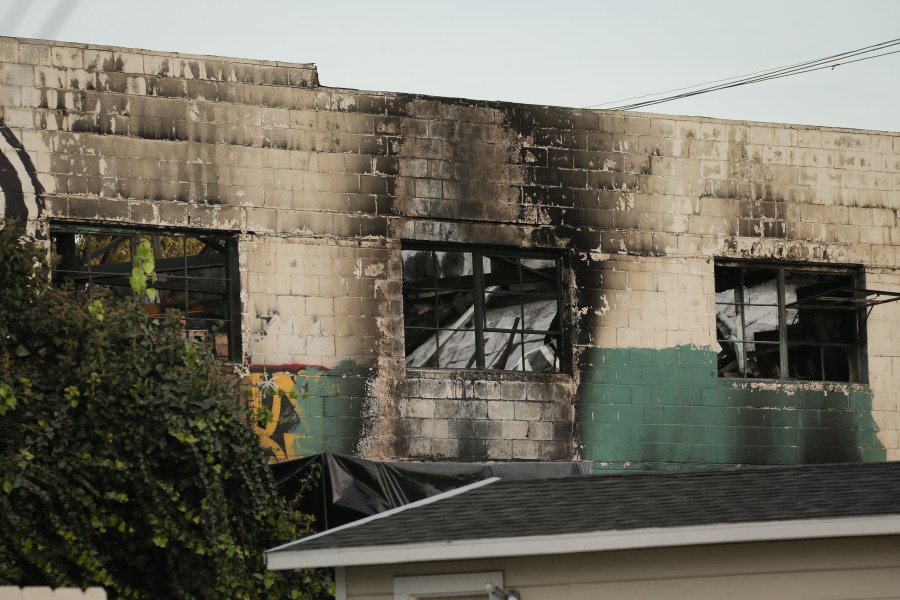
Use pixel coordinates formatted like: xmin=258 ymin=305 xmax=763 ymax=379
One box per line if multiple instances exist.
xmin=51 ymin=226 xmax=240 ymax=361
xmin=402 ymin=245 xmax=565 ymax=372
xmin=715 ymin=261 xmax=866 ymax=382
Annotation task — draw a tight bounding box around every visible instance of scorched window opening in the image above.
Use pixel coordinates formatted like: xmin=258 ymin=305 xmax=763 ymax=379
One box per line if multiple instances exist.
xmin=402 ymin=243 xmax=566 ymax=373
xmin=50 ymin=224 xmax=240 ymax=361
xmin=715 ymin=261 xmax=866 ymax=383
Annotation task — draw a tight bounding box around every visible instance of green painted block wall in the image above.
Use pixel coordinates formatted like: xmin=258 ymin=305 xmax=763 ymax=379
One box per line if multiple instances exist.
xmin=576 ymin=346 xmax=885 ymax=471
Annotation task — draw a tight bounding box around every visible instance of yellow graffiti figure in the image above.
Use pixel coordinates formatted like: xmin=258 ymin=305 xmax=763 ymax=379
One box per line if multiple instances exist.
xmin=244 ymin=371 xmax=301 ymax=461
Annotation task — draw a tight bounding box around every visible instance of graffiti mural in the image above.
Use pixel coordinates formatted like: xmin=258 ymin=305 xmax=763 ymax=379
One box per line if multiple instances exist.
xmin=0 ymin=119 xmax=44 ymax=235
xmin=244 ymin=361 xmax=367 ymax=461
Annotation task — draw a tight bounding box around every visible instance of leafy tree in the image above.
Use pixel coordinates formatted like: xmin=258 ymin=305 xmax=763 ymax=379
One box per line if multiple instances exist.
xmin=0 ymin=224 xmax=328 ymax=599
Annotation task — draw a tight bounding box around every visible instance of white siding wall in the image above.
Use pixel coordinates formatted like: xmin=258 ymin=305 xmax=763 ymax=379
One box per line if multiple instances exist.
xmin=346 ymin=536 xmax=900 ymax=600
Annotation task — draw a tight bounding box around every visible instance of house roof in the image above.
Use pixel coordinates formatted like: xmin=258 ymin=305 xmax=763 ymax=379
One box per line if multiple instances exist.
xmin=267 ymin=461 xmax=900 ymax=570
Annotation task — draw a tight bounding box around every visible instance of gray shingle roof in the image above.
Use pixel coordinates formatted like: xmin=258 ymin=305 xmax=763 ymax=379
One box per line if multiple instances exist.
xmin=271 ymin=462 xmax=900 ymax=556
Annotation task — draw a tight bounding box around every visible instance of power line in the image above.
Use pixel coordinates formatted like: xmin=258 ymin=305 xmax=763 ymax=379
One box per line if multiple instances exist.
xmin=604 ymin=39 xmax=900 ymax=111
xmin=0 ymin=0 xmax=34 ymax=35
xmin=586 ymin=64 xmax=811 ymax=109
xmin=603 ymin=37 xmax=900 ymax=110
xmin=586 ymin=37 xmax=900 ymax=108
xmin=36 ymin=0 xmax=82 ymax=40
xmin=599 ymin=37 xmax=900 ymax=110
xmin=611 ymin=43 xmax=900 ymax=111
xmin=586 ymin=37 xmax=900 ymax=111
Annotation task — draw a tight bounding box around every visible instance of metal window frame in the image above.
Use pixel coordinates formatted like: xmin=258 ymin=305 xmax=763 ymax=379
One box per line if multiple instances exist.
xmin=715 ymin=260 xmax=868 ymax=383
xmin=402 ymin=241 xmax=569 ymax=373
xmin=785 ymin=286 xmax=900 ymax=313
xmin=49 ymin=222 xmax=242 ymax=362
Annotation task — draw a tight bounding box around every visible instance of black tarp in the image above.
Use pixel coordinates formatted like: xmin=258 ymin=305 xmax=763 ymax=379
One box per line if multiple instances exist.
xmin=271 ymin=453 xmax=591 ymax=531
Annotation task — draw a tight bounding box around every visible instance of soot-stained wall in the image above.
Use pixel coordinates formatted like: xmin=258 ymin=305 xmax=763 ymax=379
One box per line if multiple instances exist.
xmin=2 ymin=37 xmax=899 ymax=468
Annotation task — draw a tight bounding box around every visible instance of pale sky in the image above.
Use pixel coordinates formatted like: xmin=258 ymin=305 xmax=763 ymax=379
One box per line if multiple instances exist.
xmin=2 ymin=0 xmax=899 ymax=132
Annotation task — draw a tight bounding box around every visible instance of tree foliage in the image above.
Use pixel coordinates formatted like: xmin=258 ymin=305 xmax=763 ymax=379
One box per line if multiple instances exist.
xmin=0 ymin=225 xmax=328 ymax=598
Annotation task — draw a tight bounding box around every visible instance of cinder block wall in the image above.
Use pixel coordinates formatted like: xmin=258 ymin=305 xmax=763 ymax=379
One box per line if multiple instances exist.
xmin=2 ymin=37 xmax=899 ymax=466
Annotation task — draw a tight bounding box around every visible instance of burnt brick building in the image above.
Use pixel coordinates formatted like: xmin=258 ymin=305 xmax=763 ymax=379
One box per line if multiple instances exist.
xmin=2 ymin=36 xmax=899 ymax=470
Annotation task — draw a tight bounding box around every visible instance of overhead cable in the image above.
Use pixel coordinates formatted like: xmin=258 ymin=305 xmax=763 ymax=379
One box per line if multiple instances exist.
xmin=0 ymin=0 xmax=34 ymax=35
xmin=586 ymin=37 xmax=900 ymax=111
xmin=36 ymin=0 xmax=83 ymax=40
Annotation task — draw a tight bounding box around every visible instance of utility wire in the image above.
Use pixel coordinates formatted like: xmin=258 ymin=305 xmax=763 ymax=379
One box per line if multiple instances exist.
xmin=599 ymin=37 xmax=900 ymax=110
xmin=587 ymin=37 xmax=900 ymax=108
xmin=36 ymin=0 xmax=82 ymax=40
xmin=604 ymin=39 xmax=900 ymax=111
xmin=612 ymin=43 xmax=900 ymax=111
xmin=0 ymin=0 xmax=34 ymax=35
xmin=612 ymin=45 xmax=900 ymax=111
xmin=587 ymin=64 xmax=812 ymax=108
xmin=587 ymin=37 xmax=900 ymax=111
xmin=603 ymin=37 xmax=900 ymax=110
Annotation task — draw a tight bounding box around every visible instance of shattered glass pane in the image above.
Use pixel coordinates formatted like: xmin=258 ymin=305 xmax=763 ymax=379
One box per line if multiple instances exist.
xmin=402 ymin=249 xmax=436 ymax=285
xmin=715 ymin=263 xmax=863 ymax=382
xmin=785 ymin=270 xmax=859 ymax=382
xmin=522 ymin=331 xmax=560 ymax=372
xmin=51 ymin=233 xmax=132 ymax=289
xmin=716 ymin=266 xmax=778 ymax=378
xmin=403 ymin=250 xmax=477 ymax=368
xmin=481 ymin=255 xmax=560 ymax=372
xmin=483 ymin=298 xmax=558 ymax=368
xmin=405 ymin=329 xmax=478 ymax=369
xmin=434 ymin=329 xmax=478 ymax=369
xmin=435 ymin=251 xmax=473 ymax=288
xmin=51 ymin=228 xmax=235 ymax=359
xmin=743 ymin=342 xmax=782 ymax=379
xmin=403 ymin=247 xmax=563 ymax=372
xmin=520 ymin=257 xmax=558 ymax=271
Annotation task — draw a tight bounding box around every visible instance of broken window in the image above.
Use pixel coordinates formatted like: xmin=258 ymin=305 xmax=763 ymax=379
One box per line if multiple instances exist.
xmin=50 ymin=225 xmax=240 ymax=361
xmin=715 ymin=261 xmax=872 ymax=382
xmin=402 ymin=244 xmax=566 ymax=372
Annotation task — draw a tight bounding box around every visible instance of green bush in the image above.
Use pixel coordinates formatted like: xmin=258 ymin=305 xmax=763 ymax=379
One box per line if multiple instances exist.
xmin=0 ymin=225 xmax=328 ymax=599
